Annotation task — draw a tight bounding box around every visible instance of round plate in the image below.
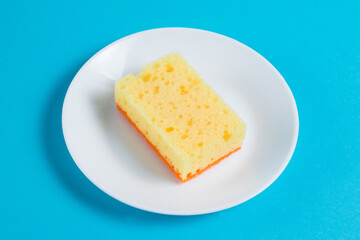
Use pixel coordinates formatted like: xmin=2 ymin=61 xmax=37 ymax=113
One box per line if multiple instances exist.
xmin=62 ymin=28 xmax=299 ymax=215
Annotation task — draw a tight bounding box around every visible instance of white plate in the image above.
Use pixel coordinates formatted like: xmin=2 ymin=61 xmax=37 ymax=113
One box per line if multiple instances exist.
xmin=62 ymin=28 xmax=299 ymax=215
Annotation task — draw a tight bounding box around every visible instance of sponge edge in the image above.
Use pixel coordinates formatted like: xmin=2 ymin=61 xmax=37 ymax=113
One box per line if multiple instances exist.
xmin=115 ymin=53 xmax=246 ymax=182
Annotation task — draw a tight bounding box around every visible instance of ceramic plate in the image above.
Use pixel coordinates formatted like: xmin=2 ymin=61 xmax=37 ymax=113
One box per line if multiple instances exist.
xmin=62 ymin=28 xmax=299 ymax=215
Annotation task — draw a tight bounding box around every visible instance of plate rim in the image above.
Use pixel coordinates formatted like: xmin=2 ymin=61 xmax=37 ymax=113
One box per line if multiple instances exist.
xmin=62 ymin=27 xmax=299 ymax=215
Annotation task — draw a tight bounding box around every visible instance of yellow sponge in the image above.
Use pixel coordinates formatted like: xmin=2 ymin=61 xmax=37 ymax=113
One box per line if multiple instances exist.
xmin=114 ymin=53 xmax=246 ymax=182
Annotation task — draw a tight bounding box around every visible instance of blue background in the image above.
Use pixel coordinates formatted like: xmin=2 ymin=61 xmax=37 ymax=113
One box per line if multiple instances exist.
xmin=1 ymin=0 xmax=359 ymax=239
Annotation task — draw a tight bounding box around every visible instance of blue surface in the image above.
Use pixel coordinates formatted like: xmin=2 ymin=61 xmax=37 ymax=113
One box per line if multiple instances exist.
xmin=1 ymin=0 xmax=359 ymax=239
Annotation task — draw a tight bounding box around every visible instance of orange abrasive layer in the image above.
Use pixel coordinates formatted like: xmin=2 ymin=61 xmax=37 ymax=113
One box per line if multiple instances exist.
xmin=116 ymin=103 xmax=240 ymax=182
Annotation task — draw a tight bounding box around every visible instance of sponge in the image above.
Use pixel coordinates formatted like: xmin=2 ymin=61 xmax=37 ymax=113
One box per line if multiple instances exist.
xmin=115 ymin=53 xmax=246 ymax=182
